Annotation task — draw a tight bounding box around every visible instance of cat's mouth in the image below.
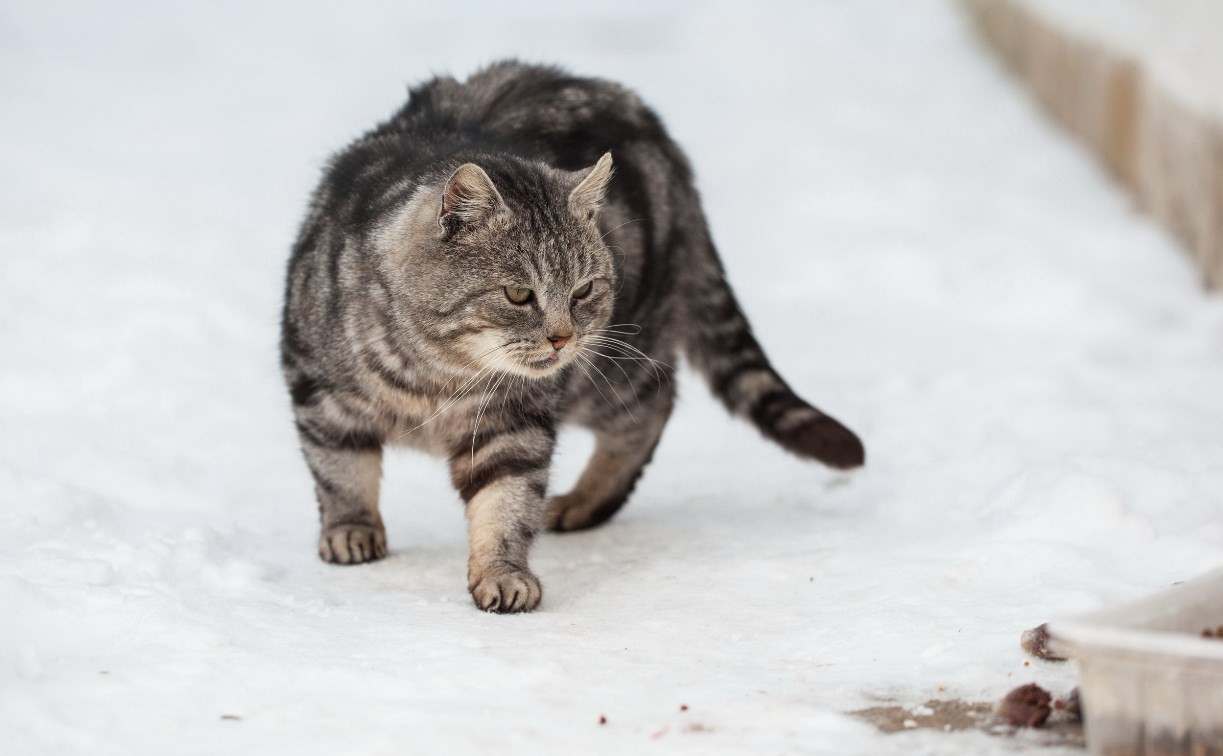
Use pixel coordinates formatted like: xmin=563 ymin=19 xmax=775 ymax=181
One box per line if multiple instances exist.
xmin=499 ymin=336 xmax=582 ymax=378
xmin=520 ymin=346 xmax=572 ymax=375
xmin=528 ymin=352 xmax=563 ymax=370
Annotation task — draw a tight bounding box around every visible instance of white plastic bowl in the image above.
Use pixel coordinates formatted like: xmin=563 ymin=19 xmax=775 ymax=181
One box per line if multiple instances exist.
xmin=1049 ymin=567 xmax=1223 ymax=755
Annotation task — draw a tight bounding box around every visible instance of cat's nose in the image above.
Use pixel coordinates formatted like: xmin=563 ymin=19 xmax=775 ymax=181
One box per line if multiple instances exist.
xmin=548 ymin=334 xmax=570 ymax=350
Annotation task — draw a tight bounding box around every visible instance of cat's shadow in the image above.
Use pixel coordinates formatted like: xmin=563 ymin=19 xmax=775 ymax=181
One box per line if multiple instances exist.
xmin=527 ymin=490 xmax=860 ymax=613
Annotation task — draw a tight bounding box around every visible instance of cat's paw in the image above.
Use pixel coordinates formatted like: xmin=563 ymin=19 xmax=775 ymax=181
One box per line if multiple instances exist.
xmin=468 ymin=567 xmax=542 ymax=613
xmin=318 ymin=523 xmax=387 ymax=565
xmin=545 ymin=493 xmax=615 ymax=532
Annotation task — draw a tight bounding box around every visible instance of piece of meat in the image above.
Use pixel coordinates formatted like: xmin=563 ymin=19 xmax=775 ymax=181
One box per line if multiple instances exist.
xmin=996 ymin=683 xmax=1052 ymax=728
xmin=1020 ymin=623 xmax=1068 ymax=661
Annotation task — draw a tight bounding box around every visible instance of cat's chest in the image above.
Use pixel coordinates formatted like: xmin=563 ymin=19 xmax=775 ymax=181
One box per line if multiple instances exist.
xmin=359 ymin=378 xmax=502 ymax=455
xmin=389 ymin=403 xmax=485 ymax=454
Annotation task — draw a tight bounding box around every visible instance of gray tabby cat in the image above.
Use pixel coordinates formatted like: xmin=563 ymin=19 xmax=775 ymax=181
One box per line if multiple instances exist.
xmin=281 ymin=61 xmax=864 ymax=613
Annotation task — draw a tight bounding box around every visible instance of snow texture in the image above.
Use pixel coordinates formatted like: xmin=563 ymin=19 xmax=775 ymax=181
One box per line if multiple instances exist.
xmin=2 ymin=1 xmax=1222 ymax=753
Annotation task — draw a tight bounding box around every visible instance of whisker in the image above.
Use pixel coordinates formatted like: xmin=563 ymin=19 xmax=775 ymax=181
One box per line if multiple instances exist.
xmin=579 ymin=346 xmax=641 ymax=412
xmin=470 ymin=360 xmax=512 ymax=473
xmin=580 ymin=347 xmax=667 ymax=398
xmin=583 ymin=335 xmax=670 ymax=366
xmin=573 ymin=358 xmax=619 ymax=415
xmin=600 ymin=218 xmax=641 ymax=240
xmin=581 ymin=339 xmax=655 ymax=368
xmin=589 ymin=323 xmax=643 ymax=336
xmin=438 ymin=340 xmax=521 ymax=392
xmin=582 ymin=336 xmax=671 ymax=395
xmin=583 ymin=336 xmax=673 ymax=376
xmin=580 ymin=348 xmax=655 ymax=364
xmin=395 ymin=348 xmax=511 ymax=440
xmin=576 ymin=352 xmax=636 ymax=422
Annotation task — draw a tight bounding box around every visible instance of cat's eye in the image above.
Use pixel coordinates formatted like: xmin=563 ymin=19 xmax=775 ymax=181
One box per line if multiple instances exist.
xmin=572 ymin=281 xmax=593 ymax=300
xmin=504 ymin=286 xmax=533 ymax=304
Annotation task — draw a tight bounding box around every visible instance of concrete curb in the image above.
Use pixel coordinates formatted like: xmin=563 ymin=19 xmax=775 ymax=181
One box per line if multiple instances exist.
xmin=960 ymin=0 xmax=1223 ymax=289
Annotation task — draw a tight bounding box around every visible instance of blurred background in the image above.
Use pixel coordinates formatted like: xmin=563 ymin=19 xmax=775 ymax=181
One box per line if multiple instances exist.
xmin=964 ymin=0 xmax=1223 ymax=289
xmin=2 ymin=1 xmax=1222 ymax=753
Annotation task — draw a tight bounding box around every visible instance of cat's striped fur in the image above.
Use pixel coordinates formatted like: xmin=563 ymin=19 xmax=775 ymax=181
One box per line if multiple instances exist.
xmin=281 ymin=61 xmax=864 ymax=613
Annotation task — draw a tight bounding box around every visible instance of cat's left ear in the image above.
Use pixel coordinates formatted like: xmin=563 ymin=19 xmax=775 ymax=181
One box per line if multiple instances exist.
xmin=438 ymin=163 xmax=506 ymax=231
xmin=569 ymin=152 xmax=614 ymax=221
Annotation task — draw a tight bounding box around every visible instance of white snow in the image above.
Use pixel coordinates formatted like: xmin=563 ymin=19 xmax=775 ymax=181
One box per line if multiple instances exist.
xmin=3 ymin=1 xmax=1222 ymax=754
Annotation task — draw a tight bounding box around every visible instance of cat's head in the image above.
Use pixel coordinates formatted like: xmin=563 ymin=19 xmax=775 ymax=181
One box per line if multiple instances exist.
xmin=401 ymin=153 xmax=617 ymax=379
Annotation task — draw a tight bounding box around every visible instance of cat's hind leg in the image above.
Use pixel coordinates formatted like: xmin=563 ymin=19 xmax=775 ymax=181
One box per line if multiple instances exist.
xmin=547 ymin=380 xmax=674 ymax=532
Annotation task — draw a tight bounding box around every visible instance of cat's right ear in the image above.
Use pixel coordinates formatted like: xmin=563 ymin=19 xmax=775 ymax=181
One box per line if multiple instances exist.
xmin=438 ymin=163 xmax=506 ymax=231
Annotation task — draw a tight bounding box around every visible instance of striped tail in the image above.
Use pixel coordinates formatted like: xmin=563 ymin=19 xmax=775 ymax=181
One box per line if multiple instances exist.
xmin=684 ymin=265 xmax=865 ymax=470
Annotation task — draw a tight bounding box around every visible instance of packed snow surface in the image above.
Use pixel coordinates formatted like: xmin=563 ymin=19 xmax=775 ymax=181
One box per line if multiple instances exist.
xmin=2 ymin=1 xmax=1222 ymax=753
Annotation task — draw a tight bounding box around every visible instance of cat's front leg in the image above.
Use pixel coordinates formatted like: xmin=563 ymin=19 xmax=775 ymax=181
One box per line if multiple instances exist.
xmin=294 ymin=408 xmax=387 ymax=565
xmin=448 ymin=422 xmax=555 ymax=613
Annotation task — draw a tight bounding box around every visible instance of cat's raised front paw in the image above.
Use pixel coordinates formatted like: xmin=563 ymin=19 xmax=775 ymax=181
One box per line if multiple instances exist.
xmin=318 ymin=523 xmax=387 ymax=565
xmin=469 ymin=568 xmax=542 ymax=613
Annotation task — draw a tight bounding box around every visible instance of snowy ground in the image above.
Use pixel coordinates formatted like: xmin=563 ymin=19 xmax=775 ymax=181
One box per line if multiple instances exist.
xmin=3 ymin=1 xmax=1223 ymax=753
